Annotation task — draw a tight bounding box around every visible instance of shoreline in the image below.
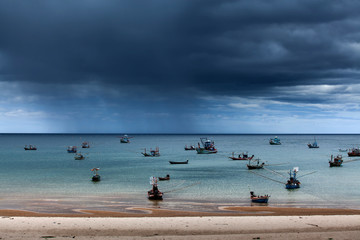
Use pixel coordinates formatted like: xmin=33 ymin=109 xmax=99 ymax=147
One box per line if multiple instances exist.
xmin=1 ymin=207 xmax=360 ymax=239
xmin=0 ymin=215 xmax=359 ymax=240
xmin=1 ymin=206 xmax=360 ymax=217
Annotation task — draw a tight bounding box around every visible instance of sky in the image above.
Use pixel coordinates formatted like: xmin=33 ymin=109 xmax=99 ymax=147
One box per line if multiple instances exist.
xmin=1 ymin=0 xmax=360 ymax=133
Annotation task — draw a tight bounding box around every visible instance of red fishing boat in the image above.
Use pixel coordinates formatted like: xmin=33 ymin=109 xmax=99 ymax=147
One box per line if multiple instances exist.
xmin=348 ymin=147 xmax=360 ymax=157
xmin=329 ymin=155 xmax=343 ymax=167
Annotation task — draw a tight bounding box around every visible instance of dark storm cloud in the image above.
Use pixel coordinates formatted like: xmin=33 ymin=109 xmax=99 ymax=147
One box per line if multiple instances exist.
xmin=1 ymin=0 xmax=360 ymax=102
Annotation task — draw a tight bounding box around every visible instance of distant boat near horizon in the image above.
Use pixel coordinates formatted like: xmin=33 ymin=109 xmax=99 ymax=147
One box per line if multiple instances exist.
xmin=307 ymin=137 xmax=319 ymax=148
xmin=269 ymin=136 xmax=281 ymax=145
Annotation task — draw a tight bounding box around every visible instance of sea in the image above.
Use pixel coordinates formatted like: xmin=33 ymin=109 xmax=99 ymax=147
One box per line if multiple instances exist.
xmin=0 ymin=134 xmax=359 ymax=214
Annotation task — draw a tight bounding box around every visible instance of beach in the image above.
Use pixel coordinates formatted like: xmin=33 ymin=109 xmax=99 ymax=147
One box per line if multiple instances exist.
xmin=0 ymin=207 xmax=360 ymax=239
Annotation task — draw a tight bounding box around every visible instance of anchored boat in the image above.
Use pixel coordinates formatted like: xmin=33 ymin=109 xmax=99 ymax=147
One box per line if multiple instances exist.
xmin=120 ymin=135 xmax=132 ymax=143
xmin=229 ymin=152 xmax=254 ymax=160
xmin=286 ymin=167 xmax=301 ymax=189
xmin=348 ymin=147 xmax=360 ymax=157
xmin=184 ymin=145 xmax=196 ymax=150
xmin=196 ymin=138 xmax=217 ymax=154
xmin=67 ymin=146 xmax=77 ymax=153
xmin=142 ymin=147 xmax=160 ymax=157
xmin=247 ymin=159 xmax=265 ymax=169
xmin=24 ymin=145 xmax=37 ymax=150
xmin=91 ymin=168 xmax=101 ymax=182
xmin=148 ymin=177 xmax=163 ymax=200
xmin=329 ymin=155 xmax=343 ymax=167
xmin=81 ymin=141 xmax=90 ymax=148
xmin=269 ymin=136 xmax=281 ymax=145
xmin=250 ymin=191 xmax=270 ymax=203
xmin=169 ymin=160 xmax=189 ymax=164
xmin=74 ymin=153 xmax=85 ymax=160
xmin=307 ymin=138 xmax=319 ymax=148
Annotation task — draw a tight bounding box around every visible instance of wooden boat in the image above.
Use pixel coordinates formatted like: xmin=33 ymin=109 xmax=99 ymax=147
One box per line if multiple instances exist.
xmin=250 ymin=191 xmax=270 ymax=203
xmin=91 ymin=168 xmax=101 ymax=182
xmin=348 ymin=147 xmax=360 ymax=157
xmin=286 ymin=167 xmax=300 ymax=189
xmin=142 ymin=147 xmax=160 ymax=157
xmin=229 ymin=152 xmax=254 ymax=160
xmin=67 ymin=146 xmax=77 ymax=153
xmin=184 ymin=145 xmax=196 ymax=150
xmin=74 ymin=153 xmax=85 ymax=160
xmin=148 ymin=177 xmax=163 ymax=200
xmin=81 ymin=141 xmax=90 ymax=148
xmin=24 ymin=145 xmax=37 ymax=150
xmin=307 ymin=137 xmax=319 ymax=148
xmin=159 ymin=174 xmax=170 ymax=181
xmin=247 ymin=159 xmax=265 ymax=169
xmin=169 ymin=160 xmax=189 ymax=164
xmin=120 ymin=135 xmax=132 ymax=143
xmin=269 ymin=136 xmax=281 ymax=145
xmin=329 ymin=155 xmax=343 ymax=167
xmin=196 ymin=138 xmax=217 ymax=154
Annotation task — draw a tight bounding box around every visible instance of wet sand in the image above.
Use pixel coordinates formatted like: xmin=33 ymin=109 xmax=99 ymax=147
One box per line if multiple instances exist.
xmin=0 ymin=207 xmax=359 ymax=239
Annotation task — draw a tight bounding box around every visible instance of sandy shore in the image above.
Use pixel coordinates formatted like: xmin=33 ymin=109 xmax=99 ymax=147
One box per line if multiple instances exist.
xmin=0 ymin=207 xmax=359 ymax=239
xmin=0 ymin=215 xmax=359 ymax=239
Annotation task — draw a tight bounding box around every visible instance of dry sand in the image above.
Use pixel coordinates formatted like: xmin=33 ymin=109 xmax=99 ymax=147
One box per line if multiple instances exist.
xmin=0 ymin=207 xmax=359 ymax=239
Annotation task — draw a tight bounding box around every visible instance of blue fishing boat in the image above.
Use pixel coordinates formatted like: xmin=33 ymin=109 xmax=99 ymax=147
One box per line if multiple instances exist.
xmin=269 ymin=136 xmax=281 ymax=145
xmin=196 ymin=138 xmax=217 ymax=154
xmin=120 ymin=135 xmax=132 ymax=143
xmin=307 ymin=137 xmax=319 ymax=148
xmin=286 ymin=167 xmax=300 ymax=189
xmin=250 ymin=191 xmax=270 ymax=203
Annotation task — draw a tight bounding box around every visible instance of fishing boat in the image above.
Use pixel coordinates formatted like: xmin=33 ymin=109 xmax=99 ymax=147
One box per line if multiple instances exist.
xmin=148 ymin=177 xmax=163 ymax=200
xmin=120 ymin=135 xmax=132 ymax=143
xmin=91 ymin=168 xmax=101 ymax=182
xmin=169 ymin=160 xmax=189 ymax=164
xmin=196 ymin=138 xmax=217 ymax=154
xmin=247 ymin=159 xmax=265 ymax=169
xmin=307 ymin=138 xmax=319 ymax=148
xmin=286 ymin=167 xmax=301 ymax=189
xmin=250 ymin=191 xmax=270 ymax=203
xmin=184 ymin=145 xmax=196 ymax=150
xmin=67 ymin=146 xmax=77 ymax=153
xmin=339 ymin=148 xmax=348 ymax=152
xmin=329 ymin=155 xmax=343 ymax=167
xmin=348 ymin=147 xmax=360 ymax=157
xmin=74 ymin=153 xmax=85 ymax=160
xmin=269 ymin=136 xmax=281 ymax=145
xmin=142 ymin=147 xmax=160 ymax=157
xmin=158 ymin=174 xmax=170 ymax=181
xmin=81 ymin=141 xmax=90 ymax=148
xmin=24 ymin=145 xmax=37 ymax=150
xmin=229 ymin=152 xmax=254 ymax=160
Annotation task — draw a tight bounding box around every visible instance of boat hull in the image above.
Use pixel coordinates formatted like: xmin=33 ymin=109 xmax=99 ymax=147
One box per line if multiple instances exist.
xmin=169 ymin=160 xmax=188 ymax=164
xmin=247 ymin=165 xmax=264 ymax=169
xmin=286 ymin=184 xmax=300 ymax=189
xmin=196 ymin=148 xmax=217 ymax=154
xmin=251 ymin=198 xmax=269 ymax=203
xmin=92 ymin=175 xmax=101 ymax=182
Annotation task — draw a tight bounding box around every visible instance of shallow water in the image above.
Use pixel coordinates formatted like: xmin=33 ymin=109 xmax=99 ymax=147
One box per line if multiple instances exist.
xmin=0 ymin=134 xmax=359 ymax=213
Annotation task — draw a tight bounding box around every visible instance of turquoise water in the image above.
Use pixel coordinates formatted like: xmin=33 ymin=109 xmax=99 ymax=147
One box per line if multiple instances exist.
xmin=0 ymin=134 xmax=359 ymax=213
